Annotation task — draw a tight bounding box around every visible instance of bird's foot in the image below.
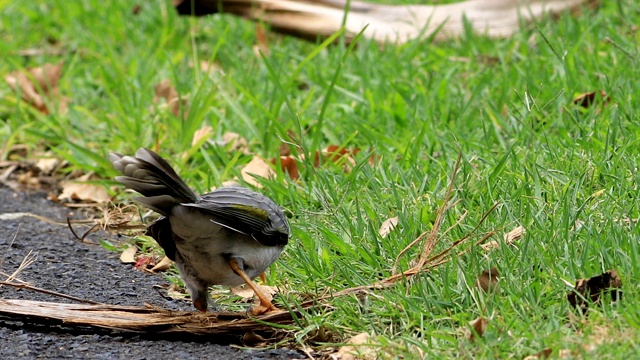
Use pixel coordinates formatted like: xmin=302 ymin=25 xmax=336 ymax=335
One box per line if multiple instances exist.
xmin=247 ymin=301 xmax=278 ymax=316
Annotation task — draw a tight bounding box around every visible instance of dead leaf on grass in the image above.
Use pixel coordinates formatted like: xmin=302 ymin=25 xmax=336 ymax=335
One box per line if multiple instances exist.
xmin=476 ymin=267 xmax=499 ymax=293
xmin=464 ymin=317 xmax=488 ymax=342
xmin=378 ymin=216 xmax=399 ymax=238
xmin=191 ymin=125 xmax=213 ymax=147
xmin=271 ymin=156 xmax=300 ymax=180
xmin=220 ymin=132 xmax=250 ymax=154
xmin=253 ymin=23 xmax=269 ymax=58
xmin=241 ymin=156 xmax=275 ymax=187
xmin=523 ymin=348 xmax=552 ymax=360
xmin=332 ymin=332 xmax=375 ymax=360
xmin=4 ymin=62 xmax=67 ymax=114
xmin=119 ymin=246 xmax=137 ymax=264
xmin=572 ymin=90 xmax=609 ymax=109
xmin=152 ymin=79 xmax=189 ymax=118
xmin=198 ymin=60 xmax=223 ymax=74
xmin=230 ymin=283 xmax=278 ymax=302
xmin=481 ymin=225 xmax=524 ymax=250
xmin=567 ymin=269 xmax=622 ymax=313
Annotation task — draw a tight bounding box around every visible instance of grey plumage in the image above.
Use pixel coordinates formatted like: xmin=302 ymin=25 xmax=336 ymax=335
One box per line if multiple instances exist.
xmin=109 ymin=148 xmax=290 ymax=312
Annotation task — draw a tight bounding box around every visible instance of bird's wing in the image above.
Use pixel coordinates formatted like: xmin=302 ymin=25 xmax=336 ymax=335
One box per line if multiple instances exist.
xmin=182 ymin=187 xmax=289 ymax=246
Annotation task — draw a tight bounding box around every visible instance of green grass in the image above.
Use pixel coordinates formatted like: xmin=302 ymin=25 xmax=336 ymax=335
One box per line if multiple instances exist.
xmin=2 ymin=0 xmax=640 ymax=357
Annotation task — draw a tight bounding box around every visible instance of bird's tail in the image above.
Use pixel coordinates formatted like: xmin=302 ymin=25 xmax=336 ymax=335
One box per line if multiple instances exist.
xmin=109 ymin=148 xmax=198 ymax=216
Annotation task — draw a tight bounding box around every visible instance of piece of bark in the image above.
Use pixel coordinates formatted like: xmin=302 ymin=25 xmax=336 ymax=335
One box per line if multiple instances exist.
xmin=0 ymin=299 xmax=297 ymax=336
xmin=174 ymin=0 xmax=599 ymax=44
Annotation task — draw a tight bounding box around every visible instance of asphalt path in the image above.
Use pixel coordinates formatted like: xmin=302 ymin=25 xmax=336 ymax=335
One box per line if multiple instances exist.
xmin=0 ymin=187 xmax=302 ymax=359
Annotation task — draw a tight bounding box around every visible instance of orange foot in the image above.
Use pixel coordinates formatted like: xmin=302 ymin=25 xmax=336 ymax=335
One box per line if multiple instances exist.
xmin=229 ymin=258 xmax=278 ymax=316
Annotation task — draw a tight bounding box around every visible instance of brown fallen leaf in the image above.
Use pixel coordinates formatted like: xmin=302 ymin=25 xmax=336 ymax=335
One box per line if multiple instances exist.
xmin=58 ymin=174 xmax=111 ymax=203
xmin=481 ymin=225 xmax=524 ymax=250
xmin=230 ymin=283 xmax=278 ymax=303
xmin=152 ymin=79 xmax=189 ymax=118
xmin=523 ymin=348 xmax=553 ymax=360
xmin=4 ymin=62 xmax=66 ymax=114
xmin=166 ymin=283 xmax=187 ymax=300
xmin=271 ymin=156 xmax=300 ymax=180
xmin=241 ymin=156 xmax=275 ymax=187
xmin=198 ymin=60 xmax=223 ymax=74
xmin=476 ymin=267 xmax=499 ymax=293
xmin=465 ymin=317 xmax=488 ymax=342
xmin=243 ymin=330 xmax=268 ymax=346
xmin=253 ymin=23 xmax=269 ymax=58
xmin=332 ymin=332 xmax=375 ymax=360
xmin=572 ymin=90 xmax=609 ymax=109
xmin=191 ymin=125 xmax=213 ymax=147
xmin=378 ymin=216 xmax=399 ymax=238
xmin=220 ymin=132 xmax=250 ymax=154
xmin=567 ymin=269 xmax=622 ymax=313
xmin=35 ymin=157 xmax=60 ymax=175
xmin=149 ymin=256 xmax=173 ymax=272
xmin=119 ymin=246 xmax=138 ymax=264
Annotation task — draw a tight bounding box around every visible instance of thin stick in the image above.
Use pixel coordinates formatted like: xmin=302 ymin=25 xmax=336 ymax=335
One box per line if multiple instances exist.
xmin=0 ymin=281 xmax=104 ymax=305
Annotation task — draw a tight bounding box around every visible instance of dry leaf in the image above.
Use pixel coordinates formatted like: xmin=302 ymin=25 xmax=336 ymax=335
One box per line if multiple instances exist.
xmin=149 ymin=256 xmax=173 ymax=272
xmin=279 ymin=142 xmax=291 ymax=156
xmin=220 ymin=180 xmax=241 ymax=188
xmin=571 ymin=219 xmax=584 ymax=232
xmin=199 ymin=60 xmax=223 ymax=74
xmin=230 ymin=283 xmax=278 ymax=302
xmin=253 ymin=23 xmax=269 ymax=58
xmin=572 ymin=90 xmax=609 ymax=109
xmin=567 ymin=269 xmax=623 ymax=313
xmin=166 ymin=283 xmax=187 ymax=300
xmin=35 ymin=158 xmax=60 ymax=175
xmin=378 ymin=216 xmax=399 ymax=238
xmin=241 ymin=156 xmax=275 ymax=187
xmin=220 ymin=132 xmax=249 ymax=154
xmin=119 ymin=246 xmax=137 ymax=264
xmin=58 ymin=174 xmax=110 ymax=203
xmin=523 ymin=348 xmax=553 ymax=360
xmin=476 ymin=267 xmax=499 ymax=293
xmin=4 ymin=62 xmax=66 ymax=114
xmin=272 ymin=156 xmax=300 ymax=180
xmin=192 ymin=125 xmax=213 ymax=147
xmin=243 ymin=330 xmax=268 ymax=346
xmin=153 ymin=79 xmax=188 ymax=118
xmin=558 ymin=349 xmax=573 ymax=359
xmin=332 ymin=332 xmax=375 ymax=360
xmin=134 ymin=256 xmax=155 ymax=270
xmin=481 ymin=225 xmax=525 ymax=250
xmin=323 ymin=145 xmax=357 ymax=169
xmin=465 ymin=317 xmax=488 ymax=342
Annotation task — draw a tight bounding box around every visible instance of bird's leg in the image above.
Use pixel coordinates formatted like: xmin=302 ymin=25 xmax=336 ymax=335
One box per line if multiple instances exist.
xmin=260 ymin=273 xmax=267 ymax=284
xmin=228 ymin=257 xmax=277 ymax=315
xmin=189 ymin=286 xmax=211 ymax=312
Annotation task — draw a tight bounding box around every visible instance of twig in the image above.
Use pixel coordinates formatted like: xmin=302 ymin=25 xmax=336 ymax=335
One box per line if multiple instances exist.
xmin=67 ymin=217 xmax=100 ymax=244
xmin=0 ymin=281 xmax=105 ymax=305
xmin=392 ymin=152 xmax=462 ymax=274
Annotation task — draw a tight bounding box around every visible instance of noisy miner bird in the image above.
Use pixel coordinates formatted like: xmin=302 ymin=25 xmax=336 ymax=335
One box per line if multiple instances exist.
xmin=109 ymin=148 xmax=290 ymax=315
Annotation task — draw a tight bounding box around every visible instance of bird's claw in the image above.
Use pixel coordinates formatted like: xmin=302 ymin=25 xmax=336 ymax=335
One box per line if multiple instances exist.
xmin=247 ymin=303 xmax=278 ymax=316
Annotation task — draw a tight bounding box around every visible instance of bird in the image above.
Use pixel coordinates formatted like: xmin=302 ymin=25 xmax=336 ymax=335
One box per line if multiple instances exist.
xmin=109 ymin=148 xmax=290 ymax=315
